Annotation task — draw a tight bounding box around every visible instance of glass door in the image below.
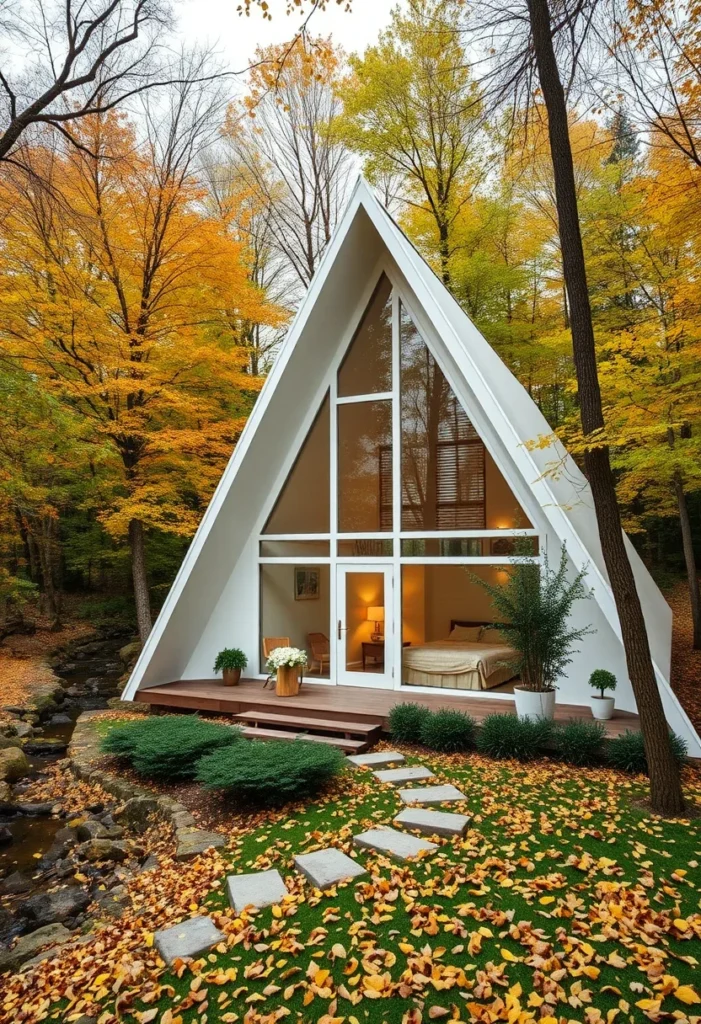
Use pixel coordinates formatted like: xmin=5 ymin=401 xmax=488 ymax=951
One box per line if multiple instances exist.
xmin=335 ymin=564 xmax=394 ymax=688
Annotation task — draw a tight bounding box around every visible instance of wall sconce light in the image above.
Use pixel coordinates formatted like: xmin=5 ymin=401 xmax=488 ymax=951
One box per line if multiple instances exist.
xmin=367 ymin=606 xmax=384 ymax=642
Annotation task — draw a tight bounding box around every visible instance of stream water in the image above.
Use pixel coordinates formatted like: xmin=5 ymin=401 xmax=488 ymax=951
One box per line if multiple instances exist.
xmin=1 ymin=653 xmax=125 ymax=883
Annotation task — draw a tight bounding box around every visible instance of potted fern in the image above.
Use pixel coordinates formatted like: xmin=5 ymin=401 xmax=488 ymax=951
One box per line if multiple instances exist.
xmin=475 ymin=544 xmax=594 ymax=721
xmin=213 ymin=647 xmax=248 ymax=686
xmin=589 ymin=669 xmax=616 ymax=720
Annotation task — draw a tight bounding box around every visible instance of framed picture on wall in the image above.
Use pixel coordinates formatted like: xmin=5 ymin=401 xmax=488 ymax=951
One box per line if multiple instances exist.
xmin=490 ymin=536 xmax=516 ymax=556
xmin=294 ymin=567 xmax=320 ymax=601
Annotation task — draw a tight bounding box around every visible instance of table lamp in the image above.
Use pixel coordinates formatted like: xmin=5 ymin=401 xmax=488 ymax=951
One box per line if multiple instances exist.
xmin=367 ymin=605 xmax=384 ymax=642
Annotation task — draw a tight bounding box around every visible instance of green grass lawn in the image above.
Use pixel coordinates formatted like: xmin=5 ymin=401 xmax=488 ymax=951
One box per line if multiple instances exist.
xmin=140 ymin=750 xmax=701 ymax=1024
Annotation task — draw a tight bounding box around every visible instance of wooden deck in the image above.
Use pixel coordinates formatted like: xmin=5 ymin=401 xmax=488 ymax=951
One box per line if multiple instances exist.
xmin=135 ymin=678 xmax=641 ymax=738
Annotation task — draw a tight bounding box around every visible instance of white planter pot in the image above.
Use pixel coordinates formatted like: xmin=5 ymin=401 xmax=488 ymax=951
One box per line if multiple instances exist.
xmin=513 ymin=686 xmax=556 ymax=721
xmin=590 ymin=695 xmax=615 ymax=720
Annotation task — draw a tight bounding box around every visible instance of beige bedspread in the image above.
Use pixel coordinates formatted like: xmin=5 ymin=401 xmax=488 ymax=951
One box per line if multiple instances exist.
xmin=403 ymin=640 xmax=516 ymax=679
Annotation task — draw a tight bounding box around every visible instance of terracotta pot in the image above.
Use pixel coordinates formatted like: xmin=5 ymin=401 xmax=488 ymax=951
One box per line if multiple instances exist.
xmin=222 ymin=667 xmax=241 ymax=686
xmin=513 ymin=685 xmax=556 ymax=721
xmin=276 ymin=664 xmax=300 ymax=697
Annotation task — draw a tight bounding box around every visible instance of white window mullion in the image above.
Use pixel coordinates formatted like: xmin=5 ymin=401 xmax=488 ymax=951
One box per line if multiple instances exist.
xmin=392 ymin=290 xmax=402 ymax=690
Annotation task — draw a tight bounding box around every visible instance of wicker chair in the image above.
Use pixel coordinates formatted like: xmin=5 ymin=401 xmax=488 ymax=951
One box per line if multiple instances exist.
xmin=307 ymin=632 xmax=330 ymax=675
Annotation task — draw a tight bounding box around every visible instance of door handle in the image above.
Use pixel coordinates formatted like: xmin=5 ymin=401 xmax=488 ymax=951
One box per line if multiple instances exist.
xmin=337 ymin=619 xmax=347 ymax=640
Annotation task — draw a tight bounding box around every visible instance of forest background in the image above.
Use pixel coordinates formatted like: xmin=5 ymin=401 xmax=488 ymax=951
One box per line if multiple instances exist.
xmin=1 ymin=0 xmax=699 ymax=672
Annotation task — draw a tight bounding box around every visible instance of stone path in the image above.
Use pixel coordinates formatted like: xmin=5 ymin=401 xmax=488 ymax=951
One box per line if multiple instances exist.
xmin=395 ymin=807 xmax=470 ymax=837
xmin=398 ymin=783 xmax=467 ymax=804
xmin=154 ymin=916 xmax=225 ymax=964
xmin=347 ymin=751 xmax=405 ymax=768
xmin=294 ymin=848 xmax=367 ymax=888
xmin=373 ymin=765 xmax=435 ymax=786
xmin=227 ymin=869 xmax=288 ymax=914
xmin=353 ymin=826 xmax=437 ymax=862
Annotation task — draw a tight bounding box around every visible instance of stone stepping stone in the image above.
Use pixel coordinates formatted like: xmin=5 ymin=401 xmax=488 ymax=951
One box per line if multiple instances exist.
xmin=398 ymin=784 xmax=467 ymax=805
xmin=373 ymin=765 xmax=435 ymax=786
xmin=227 ymin=869 xmax=288 ymax=914
xmin=353 ymin=826 xmax=437 ymax=862
xmin=154 ymin=916 xmax=224 ymax=964
xmin=395 ymin=807 xmax=470 ymax=837
xmin=294 ymin=847 xmax=367 ymax=889
xmin=347 ymin=751 xmax=405 ymax=768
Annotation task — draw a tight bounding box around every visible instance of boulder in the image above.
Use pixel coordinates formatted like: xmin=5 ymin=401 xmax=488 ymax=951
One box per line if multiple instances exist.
xmin=114 ymin=797 xmax=160 ymax=834
xmin=80 ymin=839 xmax=129 ymax=863
xmin=0 ymin=872 xmax=31 ymax=896
xmin=0 ymin=736 xmax=22 ymax=750
xmin=0 ymin=827 xmax=13 ymax=847
xmin=0 ymin=747 xmax=29 ymax=783
xmin=13 ymin=722 xmax=34 ymax=739
xmin=0 ymin=781 xmax=12 ymax=810
xmin=76 ymin=819 xmax=111 ymax=842
xmin=23 ymin=886 xmax=90 ymax=927
xmin=48 ymin=713 xmax=72 ymax=725
xmin=119 ymin=640 xmax=142 ymax=669
xmin=22 ymin=738 xmax=67 ymax=755
xmin=16 ymin=802 xmax=54 ymax=816
xmin=0 ymin=923 xmax=71 ymax=974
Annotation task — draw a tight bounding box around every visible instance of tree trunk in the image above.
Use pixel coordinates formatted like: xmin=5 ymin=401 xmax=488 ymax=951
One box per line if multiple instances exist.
xmin=129 ymin=518 xmax=152 ymax=643
xmin=673 ymin=471 xmax=701 ymax=650
xmin=527 ymin=0 xmax=685 ymax=815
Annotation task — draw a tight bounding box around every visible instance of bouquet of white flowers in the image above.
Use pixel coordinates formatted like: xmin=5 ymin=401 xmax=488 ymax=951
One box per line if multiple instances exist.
xmin=266 ymin=646 xmax=308 ymax=671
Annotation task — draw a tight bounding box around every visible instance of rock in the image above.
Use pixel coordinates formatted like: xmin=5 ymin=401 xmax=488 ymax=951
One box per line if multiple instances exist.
xmin=0 ymin=904 xmax=15 ymax=943
xmin=226 ymin=869 xmax=289 ymax=914
xmin=12 ymin=722 xmax=34 ymax=739
xmin=0 ymin=781 xmax=12 ymax=811
xmin=0 ymin=747 xmax=29 ymax=783
xmin=48 ymin=713 xmax=72 ymax=725
xmin=0 ymin=827 xmax=13 ymax=847
xmin=0 ymin=872 xmax=31 ymax=896
xmin=119 ymin=640 xmax=142 ymax=669
xmin=138 ymin=854 xmax=159 ymax=873
xmin=154 ymin=916 xmax=224 ymax=965
xmin=175 ymin=830 xmax=226 ymax=861
xmin=95 ymin=886 xmax=130 ymax=919
xmin=0 ymin=923 xmax=71 ymax=974
xmin=79 ymin=839 xmax=129 ymax=863
xmin=114 ymin=797 xmax=160 ymax=834
xmin=0 ymin=736 xmax=22 ymax=750
xmin=16 ymin=802 xmax=54 ymax=816
xmin=23 ymin=886 xmax=91 ymax=927
xmin=293 ymin=848 xmax=367 ymax=889
xmin=22 ymin=738 xmax=67 ymax=755
xmin=76 ymin=819 xmax=111 ymax=841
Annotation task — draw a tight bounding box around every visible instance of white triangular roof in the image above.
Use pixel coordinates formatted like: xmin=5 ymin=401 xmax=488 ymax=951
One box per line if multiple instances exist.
xmin=122 ymin=177 xmax=699 ymax=756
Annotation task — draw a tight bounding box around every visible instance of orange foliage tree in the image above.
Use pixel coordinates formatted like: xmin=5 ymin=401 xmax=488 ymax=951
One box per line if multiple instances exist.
xmin=0 ymin=101 xmax=282 ymax=640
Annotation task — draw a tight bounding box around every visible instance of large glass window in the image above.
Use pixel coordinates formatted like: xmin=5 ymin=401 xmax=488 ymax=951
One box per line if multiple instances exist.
xmin=260 ymin=564 xmax=330 ymax=677
xmin=337 ymin=275 xmax=393 ymax=397
xmin=338 ymin=400 xmax=392 ymax=532
xmin=400 ymin=305 xmax=485 ymax=531
xmin=264 ymin=394 xmax=329 ymax=534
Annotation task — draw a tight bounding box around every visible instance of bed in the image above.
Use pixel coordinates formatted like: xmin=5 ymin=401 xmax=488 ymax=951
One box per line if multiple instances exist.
xmin=402 ymin=619 xmax=519 ymax=691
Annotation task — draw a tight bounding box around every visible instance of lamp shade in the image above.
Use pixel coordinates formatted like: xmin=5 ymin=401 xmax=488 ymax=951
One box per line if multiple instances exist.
xmin=367 ymin=606 xmax=384 ymax=622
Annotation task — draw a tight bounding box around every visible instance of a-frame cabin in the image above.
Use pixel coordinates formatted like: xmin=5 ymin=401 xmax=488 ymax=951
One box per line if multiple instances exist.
xmin=122 ymin=178 xmax=701 ymax=757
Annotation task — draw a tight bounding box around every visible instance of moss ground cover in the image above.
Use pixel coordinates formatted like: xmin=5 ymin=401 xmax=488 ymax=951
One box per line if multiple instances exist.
xmin=4 ymin=747 xmax=701 ymax=1024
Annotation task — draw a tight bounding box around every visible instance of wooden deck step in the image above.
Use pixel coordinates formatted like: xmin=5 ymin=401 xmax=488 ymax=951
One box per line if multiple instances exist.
xmin=234 ymin=710 xmax=381 ymax=738
xmin=239 ymin=726 xmax=367 ymax=754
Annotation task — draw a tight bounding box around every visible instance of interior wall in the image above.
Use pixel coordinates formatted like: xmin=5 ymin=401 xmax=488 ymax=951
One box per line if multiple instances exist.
xmin=485 ymin=451 xmax=532 ymax=529
xmin=260 ymin=563 xmax=330 ymax=676
xmin=423 ymin=564 xmax=505 ymax=639
xmin=401 ymin=564 xmax=426 ymax=644
xmin=345 ymin=571 xmax=385 ymax=667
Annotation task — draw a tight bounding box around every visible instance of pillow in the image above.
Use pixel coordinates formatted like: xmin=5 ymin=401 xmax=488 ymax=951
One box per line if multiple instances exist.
xmin=480 ymin=627 xmax=505 ymax=644
xmin=448 ymin=625 xmax=482 ymax=642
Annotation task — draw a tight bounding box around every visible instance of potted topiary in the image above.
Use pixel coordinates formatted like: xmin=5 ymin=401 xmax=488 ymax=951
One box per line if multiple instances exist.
xmin=214 ymin=648 xmax=248 ymax=686
xmin=266 ymin=646 xmax=307 ymax=697
xmin=475 ymin=543 xmax=594 ymax=721
xmin=589 ymin=669 xmax=616 ymax=720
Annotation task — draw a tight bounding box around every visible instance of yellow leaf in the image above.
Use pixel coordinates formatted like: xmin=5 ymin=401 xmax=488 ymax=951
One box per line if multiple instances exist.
xmin=675 ymin=986 xmax=701 ymax=1005
xmin=271 ymin=905 xmax=282 ymax=918
xmin=500 ymin=948 xmax=520 ymax=962
xmin=539 ymin=896 xmax=555 ymax=905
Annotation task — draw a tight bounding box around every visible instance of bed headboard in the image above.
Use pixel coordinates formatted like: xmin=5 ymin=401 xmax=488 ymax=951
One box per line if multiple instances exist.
xmin=450 ymin=619 xmax=492 ymax=630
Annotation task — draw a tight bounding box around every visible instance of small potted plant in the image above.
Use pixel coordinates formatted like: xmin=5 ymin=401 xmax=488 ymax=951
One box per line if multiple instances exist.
xmin=213 ymin=648 xmax=248 ymax=686
xmin=589 ymin=669 xmax=616 ymax=720
xmin=266 ymin=646 xmax=307 ymax=697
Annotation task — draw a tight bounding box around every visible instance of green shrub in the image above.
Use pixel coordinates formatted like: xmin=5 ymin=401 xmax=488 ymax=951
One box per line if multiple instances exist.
xmin=476 ymin=713 xmax=552 ymax=762
xmin=589 ymin=669 xmax=617 ymax=696
xmin=101 ymin=715 xmax=240 ymax=780
xmin=214 ymin=647 xmax=248 ymax=672
xmin=388 ymin=703 xmax=432 ymax=743
xmin=196 ymin=739 xmax=344 ymax=807
xmin=420 ymin=709 xmax=476 ymax=753
xmin=607 ymin=730 xmax=687 ymax=776
xmin=554 ymin=719 xmax=606 ymax=765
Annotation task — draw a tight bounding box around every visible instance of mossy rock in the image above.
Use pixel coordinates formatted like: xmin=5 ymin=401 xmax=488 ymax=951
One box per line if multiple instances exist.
xmin=0 ymin=746 xmax=30 ymax=783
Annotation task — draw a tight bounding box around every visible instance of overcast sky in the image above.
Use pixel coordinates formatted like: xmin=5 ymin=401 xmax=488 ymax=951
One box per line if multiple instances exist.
xmin=176 ymin=0 xmax=396 ymax=75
